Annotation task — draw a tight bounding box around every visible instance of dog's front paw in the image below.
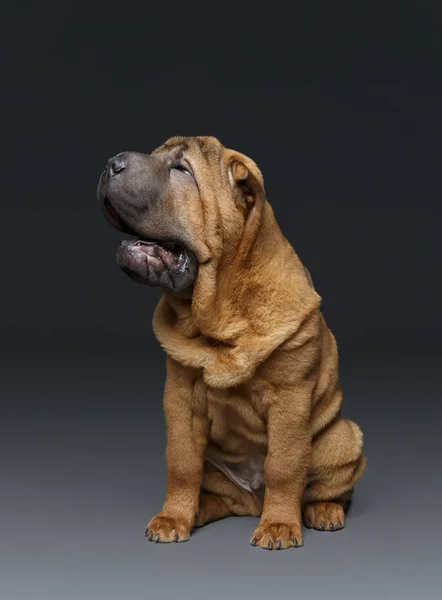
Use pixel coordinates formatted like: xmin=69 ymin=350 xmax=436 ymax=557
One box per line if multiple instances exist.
xmin=145 ymin=513 xmax=191 ymax=543
xmin=250 ymin=521 xmax=303 ymax=550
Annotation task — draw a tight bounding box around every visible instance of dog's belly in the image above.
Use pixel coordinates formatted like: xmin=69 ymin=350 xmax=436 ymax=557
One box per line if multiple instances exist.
xmin=205 ymin=387 xmax=267 ymax=495
xmin=205 ymin=450 xmax=265 ymax=495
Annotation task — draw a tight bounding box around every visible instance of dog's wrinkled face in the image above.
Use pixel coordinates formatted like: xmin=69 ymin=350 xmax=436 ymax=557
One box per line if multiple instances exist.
xmin=97 ymin=136 xmax=264 ymax=296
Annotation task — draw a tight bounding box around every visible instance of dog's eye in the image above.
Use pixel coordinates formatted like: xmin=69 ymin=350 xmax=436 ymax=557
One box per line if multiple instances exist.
xmin=172 ymin=164 xmax=192 ymax=177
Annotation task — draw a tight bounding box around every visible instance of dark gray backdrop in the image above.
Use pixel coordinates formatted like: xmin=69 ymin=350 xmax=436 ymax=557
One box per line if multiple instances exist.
xmin=1 ymin=2 xmax=441 ymax=599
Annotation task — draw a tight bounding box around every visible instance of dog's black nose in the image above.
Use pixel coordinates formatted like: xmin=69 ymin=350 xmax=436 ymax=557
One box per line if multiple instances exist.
xmin=108 ymin=155 xmax=126 ymax=176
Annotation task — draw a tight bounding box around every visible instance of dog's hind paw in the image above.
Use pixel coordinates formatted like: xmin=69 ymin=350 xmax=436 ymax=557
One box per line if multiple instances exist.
xmin=303 ymin=501 xmax=345 ymax=532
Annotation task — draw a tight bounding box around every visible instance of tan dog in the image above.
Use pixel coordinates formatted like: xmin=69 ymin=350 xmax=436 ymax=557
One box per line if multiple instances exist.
xmin=98 ymin=136 xmax=366 ymax=550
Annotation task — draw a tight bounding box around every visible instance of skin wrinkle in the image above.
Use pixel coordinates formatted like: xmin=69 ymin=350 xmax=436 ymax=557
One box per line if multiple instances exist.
xmin=99 ymin=135 xmax=366 ymax=549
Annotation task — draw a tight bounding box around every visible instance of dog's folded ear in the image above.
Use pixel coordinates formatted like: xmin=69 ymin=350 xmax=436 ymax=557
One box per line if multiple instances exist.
xmin=229 ymin=156 xmax=265 ymax=210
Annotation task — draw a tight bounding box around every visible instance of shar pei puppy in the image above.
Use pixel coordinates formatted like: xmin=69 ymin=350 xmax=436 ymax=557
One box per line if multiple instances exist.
xmin=97 ymin=136 xmax=366 ymax=550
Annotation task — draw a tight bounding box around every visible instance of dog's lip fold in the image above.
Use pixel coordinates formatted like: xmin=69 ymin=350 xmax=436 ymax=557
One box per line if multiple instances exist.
xmin=102 ymin=196 xmax=138 ymax=236
xmin=103 ymin=197 xmax=121 ymax=224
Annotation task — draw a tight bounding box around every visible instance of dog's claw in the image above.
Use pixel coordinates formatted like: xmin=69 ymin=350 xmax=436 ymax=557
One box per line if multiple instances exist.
xmin=250 ymin=537 xmax=257 ymax=546
xmin=154 ymin=534 xmax=160 ymax=543
xmin=329 ymin=523 xmax=335 ymax=531
xmin=144 ymin=528 xmax=150 ymax=538
xmin=276 ymin=540 xmax=282 ymax=550
xmin=174 ymin=533 xmax=180 ymax=542
xmin=319 ymin=521 xmax=325 ymax=530
xmin=267 ymin=541 xmax=272 ymax=550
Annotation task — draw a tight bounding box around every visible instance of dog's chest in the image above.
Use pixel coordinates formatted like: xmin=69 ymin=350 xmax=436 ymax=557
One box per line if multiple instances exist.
xmin=204 ymin=385 xmax=268 ymax=451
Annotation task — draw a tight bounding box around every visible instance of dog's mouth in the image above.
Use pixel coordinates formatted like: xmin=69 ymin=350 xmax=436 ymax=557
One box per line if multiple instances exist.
xmin=102 ymin=196 xmax=190 ymax=272
xmin=122 ymin=238 xmax=189 ymax=272
xmin=101 ymin=193 xmax=198 ymax=293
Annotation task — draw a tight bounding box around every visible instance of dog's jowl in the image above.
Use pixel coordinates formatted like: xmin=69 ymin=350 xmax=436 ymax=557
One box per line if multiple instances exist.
xmin=98 ymin=136 xmax=366 ymax=550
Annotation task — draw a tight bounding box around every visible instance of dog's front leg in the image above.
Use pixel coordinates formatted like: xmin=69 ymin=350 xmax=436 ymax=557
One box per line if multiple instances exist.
xmin=145 ymin=358 xmax=209 ymax=543
xmin=250 ymin=385 xmax=312 ymax=550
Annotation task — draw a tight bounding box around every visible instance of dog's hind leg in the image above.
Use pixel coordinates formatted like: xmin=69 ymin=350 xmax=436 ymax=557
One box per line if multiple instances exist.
xmin=195 ymin=493 xmax=249 ymax=526
xmin=194 ymin=462 xmax=263 ymax=528
xmin=303 ymin=418 xmax=366 ymax=531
